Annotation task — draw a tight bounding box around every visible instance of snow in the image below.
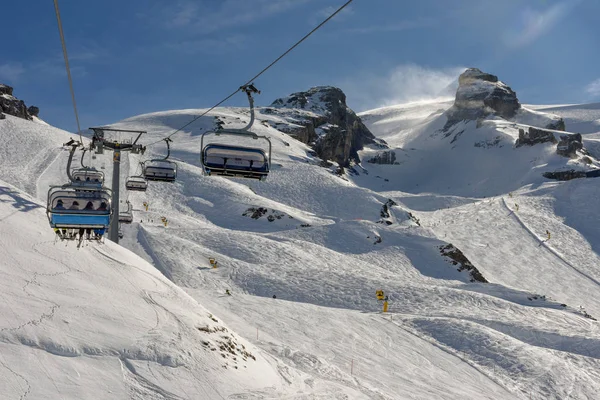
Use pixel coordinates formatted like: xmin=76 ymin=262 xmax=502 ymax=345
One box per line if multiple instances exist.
xmin=1 ymin=95 xmax=600 ymax=399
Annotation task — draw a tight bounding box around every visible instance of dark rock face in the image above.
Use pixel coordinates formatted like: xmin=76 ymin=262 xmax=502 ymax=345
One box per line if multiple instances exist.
xmin=543 ymin=170 xmax=586 ymax=181
xmin=439 ymin=243 xmax=488 ymax=283
xmin=515 ymin=127 xmax=557 ymax=147
xmin=0 ymin=84 xmax=36 ymax=120
xmin=0 ymin=112 xmax=5 ymax=120
xmin=367 ymin=150 xmax=397 ymax=164
xmin=545 ymin=118 xmax=566 ymax=131
xmin=445 ymin=68 xmax=520 ymax=130
xmin=0 ymin=84 xmax=13 ymax=96
xmin=270 ymin=86 xmax=381 ymax=167
xmin=27 ymin=106 xmax=40 ymax=117
xmin=556 ymin=134 xmax=583 ymax=158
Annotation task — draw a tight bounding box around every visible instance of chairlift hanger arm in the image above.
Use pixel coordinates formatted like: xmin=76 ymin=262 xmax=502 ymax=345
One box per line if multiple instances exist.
xmin=65 ymin=142 xmax=82 ymax=182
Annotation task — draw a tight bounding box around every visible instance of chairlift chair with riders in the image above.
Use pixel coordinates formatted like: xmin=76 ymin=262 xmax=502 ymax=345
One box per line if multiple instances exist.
xmin=143 ymin=138 xmax=177 ymax=182
xmin=200 ymin=84 xmax=271 ymax=181
xmin=72 ymin=148 xmax=104 ymax=187
xmin=46 ymin=143 xmax=113 ymax=244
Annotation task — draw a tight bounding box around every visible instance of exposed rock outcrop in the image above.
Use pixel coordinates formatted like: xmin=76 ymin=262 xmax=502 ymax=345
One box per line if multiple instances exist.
xmin=27 ymin=106 xmax=40 ymax=117
xmin=367 ymin=150 xmax=397 ymax=165
xmin=545 ymin=118 xmax=566 ymax=131
xmin=515 ymin=127 xmax=557 ymax=147
xmin=543 ymin=170 xmax=587 ymax=181
xmin=444 ymin=68 xmax=520 ymax=130
xmin=0 ymin=84 xmax=37 ymax=120
xmin=556 ymin=134 xmax=583 ymax=158
xmin=269 ymin=86 xmax=384 ymax=167
xmin=439 ymin=244 xmax=488 ymax=283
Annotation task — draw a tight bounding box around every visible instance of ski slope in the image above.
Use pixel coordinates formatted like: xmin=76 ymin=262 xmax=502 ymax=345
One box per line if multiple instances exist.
xmin=1 ymin=94 xmax=600 ymax=400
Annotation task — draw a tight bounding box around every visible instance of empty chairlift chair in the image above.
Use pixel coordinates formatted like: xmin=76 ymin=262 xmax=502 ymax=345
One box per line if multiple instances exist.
xmin=199 ymin=84 xmax=271 ymax=181
xmin=143 ymin=160 xmax=177 ymax=182
xmin=118 ymin=201 xmax=133 ymax=224
xmin=202 ymin=143 xmax=269 ymax=180
xmin=125 ymin=176 xmax=148 ymax=191
xmin=142 ymin=138 xmax=177 ymax=182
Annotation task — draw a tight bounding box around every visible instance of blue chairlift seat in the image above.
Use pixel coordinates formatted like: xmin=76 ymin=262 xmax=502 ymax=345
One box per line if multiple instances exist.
xmin=143 ymin=160 xmax=177 ymax=182
xmin=47 ymin=187 xmax=112 ymax=230
xmin=202 ymin=144 xmax=269 ymax=180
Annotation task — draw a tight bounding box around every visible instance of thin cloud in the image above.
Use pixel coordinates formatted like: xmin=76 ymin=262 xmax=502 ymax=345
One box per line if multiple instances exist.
xmin=309 ymin=5 xmax=354 ymax=25
xmin=164 ymin=35 xmax=247 ymax=55
xmin=586 ymin=79 xmax=600 ymax=98
xmin=341 ymin=17 xmax=438 ymax=35
xmin=0 ymin=62 xmax=25 ymax=83
xmin=151 ymin=0 xmax=316 ymax=34
xmin=341 ymin=64 xmax=466 ymax=111
xmin=503 ymin=0 xmax=580 ymax=49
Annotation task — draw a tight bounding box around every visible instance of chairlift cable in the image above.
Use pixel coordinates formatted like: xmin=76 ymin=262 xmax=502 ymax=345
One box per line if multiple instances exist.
xmin=144 ymin=0 xmax=354 ymax=148
xmin=53 ymin=0 xmax=84 ymax=144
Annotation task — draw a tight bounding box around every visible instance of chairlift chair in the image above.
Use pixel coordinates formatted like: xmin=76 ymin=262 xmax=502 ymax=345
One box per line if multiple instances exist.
xmin=71 ymin=168 xmax=104 ymax=187
xmin=143 ymin=138 xmax=177 ymax=182
xmin=201 ymin=142 xmax=269 ymax=180
xmin=47 ymin=185 xmax=112 ymax=239
xmin=118 ymin=201 xmax=133 ymax=224
xmin=125 ymin=175 xmax=148 ymax=192
xmin=143 ymin=160 xmax=177 ymax=182
xmin=199 ymin=85 xmax=271 ymax=180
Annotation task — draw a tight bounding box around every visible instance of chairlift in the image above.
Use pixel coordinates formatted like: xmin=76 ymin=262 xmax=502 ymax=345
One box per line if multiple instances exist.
xmin=118 ymin=201 xmax=133 ymax=224
xmin=143 ymin=138 xmax=177 ymax=182
xmin=125 ymin=175 xmax=148 ymax=192
xmin=201 ymin=143 xmax=269 ymax=180
xmin=72 ymin=168 xmax=104 ymax=186
xmin=200 ymin=84 xmax=271 ymax=180
xmin=46 ymin=142 xmax=112 ymax=244
xmin=71 ymin=147 xmax=104 ymax=186
xmin=47 ymin=185 xmax=112 ymax=241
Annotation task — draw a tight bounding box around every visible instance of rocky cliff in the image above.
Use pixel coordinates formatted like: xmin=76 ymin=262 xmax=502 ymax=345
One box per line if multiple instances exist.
xmin=444 ymin=68 xmax=565 ymax=132
xmin=266 ymin=86 xmax=385 ymax=167
xmin=0 ymin=84 xmax=39 ymax=120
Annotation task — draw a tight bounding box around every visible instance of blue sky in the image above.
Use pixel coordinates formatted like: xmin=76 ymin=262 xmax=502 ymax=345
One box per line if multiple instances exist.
xmin=2 ymin=0 xmax=600 ymax=132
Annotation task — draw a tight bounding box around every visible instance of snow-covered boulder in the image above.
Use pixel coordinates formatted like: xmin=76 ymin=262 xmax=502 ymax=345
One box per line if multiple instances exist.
xmin=269 ymin=86 xmax=382 ymax=167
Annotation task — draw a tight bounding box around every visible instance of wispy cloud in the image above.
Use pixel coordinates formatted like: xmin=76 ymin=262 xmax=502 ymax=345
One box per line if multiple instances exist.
xmin=586 ymin=78 xmax=600 ymax=98
xmin=164 ymin=35 xmax=247 ymax=55
xmin=148 ymin=0 xmax=315 ymax=34
xmin=502 ymin=0 xmax=580 ymax=49
xmin=341 ymin=64 xmax=466 ymax=111
xmin=341 ymin=17 xmax=438 ymax=35
xmin=309 ymin=5 xmax=354 ymax=25
xmin=0 ymin=62 xmax=25 ymax=83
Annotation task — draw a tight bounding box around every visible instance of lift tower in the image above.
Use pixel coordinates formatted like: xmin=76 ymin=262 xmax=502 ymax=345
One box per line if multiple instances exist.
xmin=90 ymin=127 xmax=146 ymax=244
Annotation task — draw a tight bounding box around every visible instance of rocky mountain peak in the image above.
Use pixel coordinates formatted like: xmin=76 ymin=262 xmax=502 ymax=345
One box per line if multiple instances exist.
xmin=444 ymin=68 xmax=520 ymax=129
xmin=0 ymin=83 xmax=39 ymax=120
xmin=268 ymin=86 xmax=384 ymax=167
xmin=270 ymin=86 xmax=346 ymax=115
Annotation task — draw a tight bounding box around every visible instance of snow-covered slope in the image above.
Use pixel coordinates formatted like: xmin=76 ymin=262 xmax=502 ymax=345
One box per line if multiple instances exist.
xmin=2 ymin=94 xmax=600 ymax=400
